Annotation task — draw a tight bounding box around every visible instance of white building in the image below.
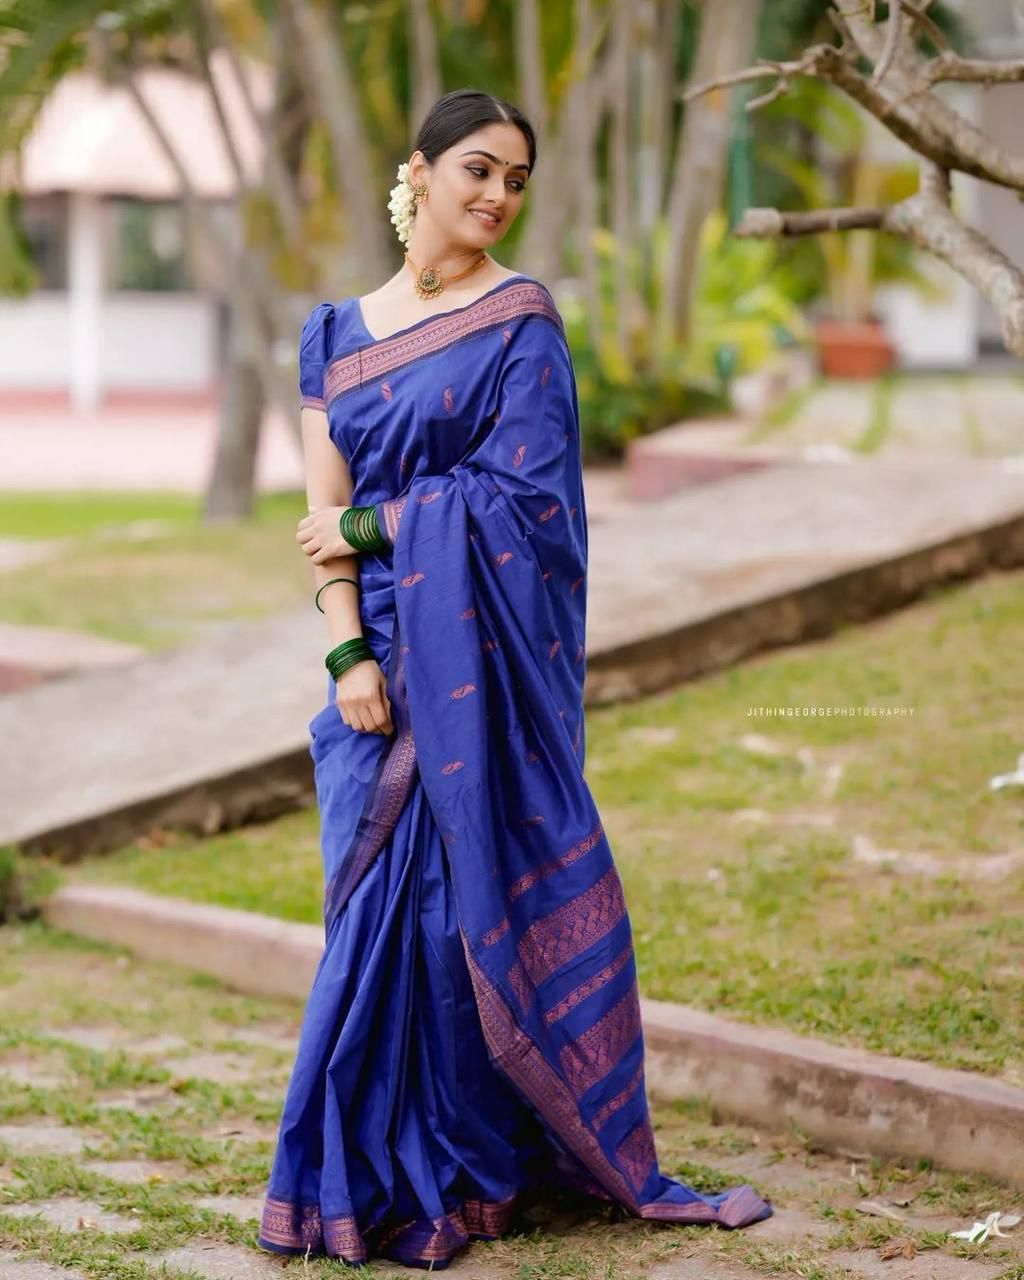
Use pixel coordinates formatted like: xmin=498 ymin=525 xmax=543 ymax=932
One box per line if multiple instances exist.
xmin=0 ymin=52 xmax=267 ymax=412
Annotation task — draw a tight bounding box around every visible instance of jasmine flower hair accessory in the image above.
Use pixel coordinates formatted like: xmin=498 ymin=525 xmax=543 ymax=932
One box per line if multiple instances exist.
xmin=387 ymin=161 xmax=427 ymax=246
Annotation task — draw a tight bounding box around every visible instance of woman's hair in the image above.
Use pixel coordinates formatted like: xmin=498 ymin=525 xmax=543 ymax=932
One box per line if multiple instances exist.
xmin=413 ymin=89 xmax=537 ymax=175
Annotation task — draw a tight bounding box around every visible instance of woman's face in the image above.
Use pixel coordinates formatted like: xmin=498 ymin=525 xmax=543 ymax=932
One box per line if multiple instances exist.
xmin=411 ymin=122 xmax=531 ymax=248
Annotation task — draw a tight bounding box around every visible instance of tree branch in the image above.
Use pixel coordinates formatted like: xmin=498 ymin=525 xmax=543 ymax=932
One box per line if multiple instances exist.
xmin=681 ymin=50 xmax=820 ymax=106
xmin=899 ymin=0 xmax=949 ymax=53
xmin=92 ymin=20 xmax=302 ymax=442
xmin=871 ymin=0 xmax=903 ymax=87
xmin=193 ymin=0 xmax=302 ymax=241
xmin=735 ymin=206 xmax=887 ymax=237
xmin=683 ymin=21 xmax=1024 ymax=195
xmin=837 ymin=4 xmax=1024 ymax=191
xmin=910 ymin=52 xmax=1024 ymax=89
xmin=734 ymin=162 xmax=1024 ymax=357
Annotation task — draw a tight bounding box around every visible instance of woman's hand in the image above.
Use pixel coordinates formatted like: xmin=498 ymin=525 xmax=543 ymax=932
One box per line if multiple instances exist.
xmin=297 ymin=506 xmax=357 ymax=563
xmin=336 ymin=658 xmax=394 ymax=735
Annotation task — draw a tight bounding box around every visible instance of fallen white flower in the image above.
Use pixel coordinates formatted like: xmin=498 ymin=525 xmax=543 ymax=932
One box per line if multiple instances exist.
xmin=989 ymin=752 xmax=1024 ymax=791
xmin=949 ymin=1210 xmax=1021 ymax=1244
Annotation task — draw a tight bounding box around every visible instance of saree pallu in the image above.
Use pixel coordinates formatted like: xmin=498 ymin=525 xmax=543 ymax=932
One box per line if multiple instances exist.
xmin=258 ymin=277 xmax=772 ymax=1270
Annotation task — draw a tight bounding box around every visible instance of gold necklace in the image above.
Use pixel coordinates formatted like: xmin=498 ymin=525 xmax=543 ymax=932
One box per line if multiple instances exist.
xmin=404 ymin=251 xmax=488 ymax=300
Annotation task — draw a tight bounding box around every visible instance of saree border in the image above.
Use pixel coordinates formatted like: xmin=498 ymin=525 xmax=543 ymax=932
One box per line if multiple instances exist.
xmin=458 ymin=925 xmax=772 ymax=1227
xmin=257 ymin=1190 xmax=524 ymax=1266
xmin=324 ymin=280 xmax=564 ymax=406
xmin=258 ymin=1197 xmax=367 ymax=1262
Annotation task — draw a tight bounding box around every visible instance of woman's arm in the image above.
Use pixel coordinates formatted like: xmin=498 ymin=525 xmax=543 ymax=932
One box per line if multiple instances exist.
xmin=299 ymin=406 xmax=392 ymax=735
xmin=300 ymin=406 xmax=361 ymax=646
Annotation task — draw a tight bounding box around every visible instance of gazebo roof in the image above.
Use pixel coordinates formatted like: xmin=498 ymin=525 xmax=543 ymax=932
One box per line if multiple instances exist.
xmin=11 ymin=50 xmax=270 ymax=199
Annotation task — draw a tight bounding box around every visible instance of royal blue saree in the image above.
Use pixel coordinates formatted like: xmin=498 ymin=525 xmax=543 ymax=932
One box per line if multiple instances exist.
xmin=257 ymin=275 xmax=772 ymax=1269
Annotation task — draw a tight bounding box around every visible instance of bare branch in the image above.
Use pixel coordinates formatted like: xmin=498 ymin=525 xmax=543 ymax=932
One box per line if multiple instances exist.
xmin=837 ymin=4 xmax=1024 ymax=189
xmin=194 ymin=0 xmax=302 ymax=240
xmin=871 ymin=0 xmax=903 ymax=87
xmin=900 ymin=0 xmax=949 ymax=53
xmin=681 ymin=53 xmax=816 ymax=107
xmin=685 ymin=19 xmax=1024 ymax=194
xmin=912 ymin=52 xmax=1024 ymax=88
xmin=731 ymin=160 xmax=1024 ymax=358
xmin=745 ymin=77 xmax=792 ymax=111
xmin=918 ymin=159 xmax=951 ymax=205
xmin=735 ymin=206 xmax=887 ymax=237
xmin=91 ymin=22 xmax=303 ymax=442
xmin=888 ymin=164 xmax=1024 ymax=357
xmin=188 ymin=6 xmax=246 ymax=190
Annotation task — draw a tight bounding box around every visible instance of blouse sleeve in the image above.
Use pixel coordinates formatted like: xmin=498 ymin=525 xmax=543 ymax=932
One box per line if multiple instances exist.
xmin=297 ymin=302 xmax=335 ymax=411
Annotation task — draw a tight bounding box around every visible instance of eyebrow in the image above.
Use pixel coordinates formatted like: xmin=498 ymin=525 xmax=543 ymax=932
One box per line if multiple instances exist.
xmin=459 ymin=149 xmax=530 ymax=173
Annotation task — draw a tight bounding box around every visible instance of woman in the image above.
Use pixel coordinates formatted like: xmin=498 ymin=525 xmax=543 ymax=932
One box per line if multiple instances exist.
xmin=257 ymin=89 xmax=772 ymax=1270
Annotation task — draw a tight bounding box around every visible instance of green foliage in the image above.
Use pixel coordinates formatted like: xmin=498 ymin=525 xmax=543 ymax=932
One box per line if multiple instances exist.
xmin=0 ymin=846 xmax=56 ymax=924
xmin=562 ymin=212 xmax=806 ymax=459
xmin=683 ymin=210 xmax=809 ymax=381
xmin=566 ymin=341 xmax=721 ymax=461
xmin=0 ymin=191 xmax=38 ymax=295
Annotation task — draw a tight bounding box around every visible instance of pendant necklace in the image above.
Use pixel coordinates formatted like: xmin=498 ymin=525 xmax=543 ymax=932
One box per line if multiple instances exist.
xmin=404 ymin=250 xmax=488 ymax=300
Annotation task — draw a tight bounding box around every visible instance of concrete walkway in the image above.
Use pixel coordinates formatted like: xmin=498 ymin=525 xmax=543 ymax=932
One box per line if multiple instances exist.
xmin=2 ymin=449 xmax=1024 ymax=857
xmin=783 ymin=373 xmax=1024 ymax=457
xmin=3 ymin=374 xmax=1022 ymax=496
xmin=0 ymin=404 xmax=305 ymax=493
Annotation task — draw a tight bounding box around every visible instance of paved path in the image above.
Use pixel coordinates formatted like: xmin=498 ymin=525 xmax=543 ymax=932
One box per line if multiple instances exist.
xmin=0 ymin=405 xmax=305 ymax=494
xmin=2 ymin=925 xmax=1022 ymax=1279
xmin=2 ymin=375 xmax=1022 ymax=497
xmin=769 ymin=372 xmax=1024 ymax=459
xmin=3 ymin=451 xmax=1024 ymax=853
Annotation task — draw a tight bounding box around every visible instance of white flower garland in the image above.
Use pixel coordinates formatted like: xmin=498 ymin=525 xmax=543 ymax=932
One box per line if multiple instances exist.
xmin=387 ymin=161 xmax=417 ymax=246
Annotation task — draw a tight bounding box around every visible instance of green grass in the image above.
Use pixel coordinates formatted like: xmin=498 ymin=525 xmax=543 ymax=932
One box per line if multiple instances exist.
xmin=853 ymin=372 xmax=894 ymax=453
xmin=76 ymin=811 xmax=323 ymax=924
xmin=0 ymin=491 xmax=205 ymax=540
xmin=743 ymin=377 xmax=823 ymax=441
xmin=2 ymin=925 xmax=1022 ymax=1279
xmin=69 ymin=566 xmax=1024 ymax=1079
xmin=0 ymin=490 xmax=312 ymax=649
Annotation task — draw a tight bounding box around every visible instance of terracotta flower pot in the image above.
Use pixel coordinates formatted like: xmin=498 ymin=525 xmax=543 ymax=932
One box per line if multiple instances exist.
xmin=814 ymin=318 xmax=896 ymax=379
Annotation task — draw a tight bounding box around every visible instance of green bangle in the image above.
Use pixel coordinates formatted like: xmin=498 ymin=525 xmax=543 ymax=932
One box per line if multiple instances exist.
xmin=315 ymin=576 xmax=359 ymax=614
xmin=327 ymin=651 xmax=372 ymax=681
xmin=325 ymin=636 xmax=373 ymax=681
xmin=339 ymin=504 xmax=388 ymax=552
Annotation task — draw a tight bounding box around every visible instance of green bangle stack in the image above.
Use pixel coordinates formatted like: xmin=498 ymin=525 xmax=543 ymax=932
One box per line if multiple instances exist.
xmin=340 ymin=504 xmax=388 ymax=552
xmin=325 ymin=636 xmax=374 ymax=681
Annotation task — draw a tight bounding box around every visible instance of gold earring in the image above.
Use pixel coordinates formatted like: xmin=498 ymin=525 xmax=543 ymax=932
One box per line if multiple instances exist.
xmin=411 ymin=181 xmax=429 ymax=204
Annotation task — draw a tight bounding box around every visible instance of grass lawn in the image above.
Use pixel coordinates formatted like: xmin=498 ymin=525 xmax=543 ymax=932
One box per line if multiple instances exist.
xmin=71 ymin=565 xmax=1024 ymax=1081
xmin=3 ymin=925 xmax=1024 ymax=1280
xmin=0 ymin=490 xmax=311 ymax=649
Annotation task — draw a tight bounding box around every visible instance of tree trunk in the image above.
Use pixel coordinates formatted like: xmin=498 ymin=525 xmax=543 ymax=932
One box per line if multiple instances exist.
xmin=515 ymin=0 xmax=565 ymax=282
xmin=568 ymin=0 xmax=604 ymax=353
xmin=278 ymin=0 xmax=391 ymax=286
xmin=408 ymin=0 xmax=442 ymax=142
xmin=656 ymin=0 xmax=763 ymax=355
xmin=609 ymin=0 xmax=634 ymax=360
xmin=635 ymin=0 xmax=678 ymax=239
xmin=203 ymin=292 xmax=267 ymax=521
